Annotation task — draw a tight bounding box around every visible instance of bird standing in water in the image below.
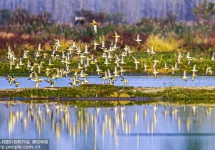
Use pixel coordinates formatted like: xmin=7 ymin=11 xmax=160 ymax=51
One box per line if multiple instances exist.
xmin=13 ymin=81 xmax=20 ymax=87
xmin=121 ymin=76 xmax=128 ymax=87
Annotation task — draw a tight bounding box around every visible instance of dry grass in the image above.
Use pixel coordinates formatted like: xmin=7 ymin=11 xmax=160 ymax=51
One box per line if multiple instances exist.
xmin=58 ymin=39 xmax=74 ymax=52
xmin=43 ymin=42 xmax=52 ymax=51
xmin=23 ymin=43 xmax=34 ymax=50
xmin=145 ymin=34 xmax=180 ymax=52
xmin=21 ymin=34 xmax=30 ymax=40
xmin=109 ymin=92 xmax=131 ymax=97
xmin=0 ymin=32 xmax=15 ymax=38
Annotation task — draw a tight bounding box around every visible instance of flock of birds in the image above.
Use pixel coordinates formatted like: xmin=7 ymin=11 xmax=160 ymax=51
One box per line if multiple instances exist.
xmin=4 ymin=24 xmax=215 ymax=88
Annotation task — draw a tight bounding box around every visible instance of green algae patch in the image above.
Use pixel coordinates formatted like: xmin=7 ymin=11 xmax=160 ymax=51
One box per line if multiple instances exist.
xmin=0 ymin=85 xmax=133 ymax=98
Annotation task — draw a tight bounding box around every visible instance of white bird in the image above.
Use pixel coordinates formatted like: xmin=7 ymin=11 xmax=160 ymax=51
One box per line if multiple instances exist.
xmin=104 ymin=57 xmax=110 ymax=66
xmin=164 ymin=62 xmax=169 ymax=70
xmin=79 ymin=69 xmax=88 ymax=78
xmin=191 ymin=64 xmax=198 ymax=72
xmin=171 ymin=65 xmax=176 ymax=74
xmin=144 ymin=63 xmax=149 ymax=72
xmin=55 ymin=39 xmax=61 ymax=49
xmin=38 ymin=43 xmax=43 ymax=52
xmin=132 ymin=56 xmax=140 ymax=70
xmin=93 ymin=41 xmax=99 ymax=50
xmin=113 ymin=31 xmax=120 ymax=43
xmin=78 ymin=62 xmax=83 ymax=70
xmin=182 ymin=70 xmax=188 ymax=82
xmin=101 ymin=41 xmax=105 ymax=50
xmin=151 ymin=46 xmax=156 ymax=55
xmin=206 ymin=67 xmax=213 ymax=75
xmin=96 ymin=64 xmax=102 ymax=75
xmin=107 ymin=69 xmax=113 ymax=78
xmin=186 ymin=52 xmax=191 ymax=59
xmin=119 ymin=66 xmax=125 ymax=76
xmin=50 ymin=81 xmax=56 ymax=87
xmin=199 ymin=57 xmax=204 ymax=62
xmin=175 ymin=62 xmax=179 ymax=71
xmin=192 ymin=72 xmax=197 ymax=81
xmin=120 ymin=56 xmax=125 ymax=64
xmin=178 ymin=52 xmax=183 ymax=63
xmin=102 ymin=52 xmax=107 ymax=58
xmin=121 ymin=76 xmax=128 ymax=86
xmin=135 ymin=34 xmax=142 ymax=44
xmin=13 ymin=80 xmax=20 ymax=87
xmin=23 ymin=50 xmax=28 ymax=59
xmin=100 ymin=71 xmax=108 ymax=85
xmin=84 ymin=45 xmax=90 ymax=54
xmin=186 ymin=52 xmax=192 ymax=65
xmin=153 ymin=68 xmax=158 ymax=79
xmin=34 ymin=80 xmax=42 ymax=88
xmin=90 ymin=19 xmax=98 ymax=33
xmin=15 ymin=63 xmax=21 ymax=69
xmin=146 ymin=48 xmax=151 ymax=55
xmin=153 ymin=60 xmax=159 ymax=68
xmin=212 ymin=52 xmax=214 ymax=61
xmin=113 ymin=66 xmax=119 ymax=77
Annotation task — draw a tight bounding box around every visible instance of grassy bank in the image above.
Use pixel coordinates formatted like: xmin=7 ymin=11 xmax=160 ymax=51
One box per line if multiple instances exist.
xmin=1 ymin=85 xmax=215 ymax=105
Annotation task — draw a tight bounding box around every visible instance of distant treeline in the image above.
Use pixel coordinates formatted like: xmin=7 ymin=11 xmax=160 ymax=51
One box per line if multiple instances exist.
xmin=0 ymin=8 xmax=126 ymax=26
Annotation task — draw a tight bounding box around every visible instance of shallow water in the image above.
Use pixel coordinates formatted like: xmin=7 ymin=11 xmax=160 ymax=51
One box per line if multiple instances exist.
xmin=0 ymin=102 xmax=215 ymax=150
xmin=0 ymin=75 xmax=215 ymax=89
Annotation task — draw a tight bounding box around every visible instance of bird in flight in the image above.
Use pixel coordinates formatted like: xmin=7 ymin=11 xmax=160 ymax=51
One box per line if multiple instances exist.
xmin=90 ymin=19 xmax=99 ymax=33
xmin=135 ymin=34 xmax=142 ymax=45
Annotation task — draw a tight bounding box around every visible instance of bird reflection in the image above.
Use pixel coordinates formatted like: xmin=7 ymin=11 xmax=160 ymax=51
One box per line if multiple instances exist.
xmin=3 ymin=102 xmax=215 ymax=150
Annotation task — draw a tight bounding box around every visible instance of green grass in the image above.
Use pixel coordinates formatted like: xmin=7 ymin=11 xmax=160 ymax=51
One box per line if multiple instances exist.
xmin=1 ymin=50 xmax=215 ymax=76
xmin=1 ymin=85 xmax=215 ymax=105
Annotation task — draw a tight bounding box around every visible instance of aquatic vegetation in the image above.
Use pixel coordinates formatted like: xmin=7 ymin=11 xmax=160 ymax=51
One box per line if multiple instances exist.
xmin=0 ymin=86 xmax=215 ymax=105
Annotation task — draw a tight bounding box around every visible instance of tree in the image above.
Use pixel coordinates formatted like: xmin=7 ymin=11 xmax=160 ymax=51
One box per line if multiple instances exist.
xmin=8 ymin=9 xmax=54 ymax=28
xmin=0 ymin=9 xmax=12 ymax=25
xmin=193 ymin=0 xmax=215 ymax=26
xmin=11 ymin=8 xmax=30 ymax=25
xmin=165 ymin=11 xmax=177 ymax=26
xmin=107 ymin=12 xmax=126 ymax=24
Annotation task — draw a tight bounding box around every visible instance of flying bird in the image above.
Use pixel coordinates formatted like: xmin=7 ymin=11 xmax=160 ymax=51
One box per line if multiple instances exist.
xmin=90 ymin=19 xmax=99 ymax=33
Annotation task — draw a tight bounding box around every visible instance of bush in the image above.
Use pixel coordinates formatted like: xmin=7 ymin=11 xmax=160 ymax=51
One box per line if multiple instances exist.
xmin=0 ymin=9 xmax=12 ymax=25
xmin=107 ymin=12 xmax=126 ymax=24
xmin=145 ymin=34 xmax=179 ymax=52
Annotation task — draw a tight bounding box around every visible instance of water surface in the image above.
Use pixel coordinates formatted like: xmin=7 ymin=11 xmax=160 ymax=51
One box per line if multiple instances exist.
xmin=0 ymin=102 xmax=215 ymax=150
xmin=0 ymin=75 xmax=215 ymax=89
